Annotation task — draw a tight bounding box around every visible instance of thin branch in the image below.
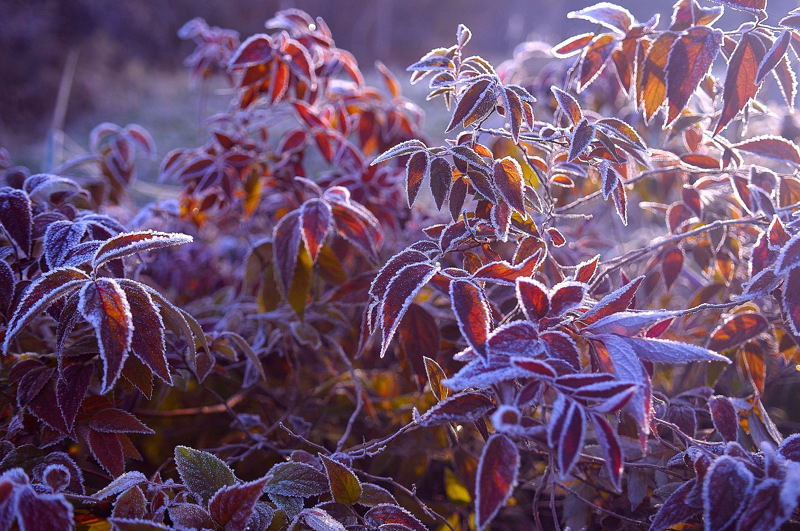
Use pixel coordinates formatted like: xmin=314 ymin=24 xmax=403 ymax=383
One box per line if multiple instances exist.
xmin=357 ymin=470 xmax=456 ymax=531
xmin=557 ymin=481 xmax=646 ymax=526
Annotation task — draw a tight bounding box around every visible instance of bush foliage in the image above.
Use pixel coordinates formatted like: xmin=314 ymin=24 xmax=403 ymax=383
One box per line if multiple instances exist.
xmin=2 ymin=1 xmax=800 ymax=529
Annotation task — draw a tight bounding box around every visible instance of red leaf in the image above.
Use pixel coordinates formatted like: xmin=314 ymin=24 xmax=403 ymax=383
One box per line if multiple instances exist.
xmin=580 ymin=275 xmax=644 ymax=324
xmin=732 ymin=135 xmax=800 ymax=165
xmin=552 ymin=33 xmax=595 ymax=58
xmin=708 ymin=313 xmax=769 ymax=351
xmin=783 ymin=267 xmax=800 ymax=335
xmin=516 ymin=277 xmax=550 ymax=321
xmin=578 ymin=33 xmax=617 ymax=92
xmin=661 ymin=246 xmax=684 ymax=289
xmin=398 ymin=303 xmax=440 ymax=377
xmin=429 ymin=157 xmax=453 ymax=210
xmin=406 ymin=151 xmax=430 ymax=207
xmin=475 ymin=434 xmax=519 ymax=529
xmin=548 ymin=281 xmax=586 ymax=317
xmin=702 ymin=456 xmax=754 ymax=530
xmin=364 ymin=504 xmax=426 ymax=531
xmin=450 ymin=279 xmax=491 ymax=360
xmin=550 ymin=396 xmax=586 ymax=478
xmin=0 ymin=186 xmax=32 ymax=254
xmin=446 ymin=79 xmax=496 ymax=132
xmin=472 ymin=250 xmax=542 ymax=285
xmin=574 ymin=255 xmax=600 ymax=283
xmin=90 ymin=409 xmax=154 ymax=435
xmin=488 ymin=321 xmax=541 ymax=357
xmin=512 ymin=358 xmax=557 ymax=379
xmin=776 ymin=231 xmax=800 ymax=275
xmin=418 ymin=391 xmax=494 ymax=426
xmin=708 ymin=395 xmax=738 ymax=442
xmin=78 ymin=278 xmax=133 ymax=393
xmin=273 ymin=211 xmax=302 ymax=293
xmin=379 ymin=262 xmax=439 ymax=358
xmin=209 ymin=477 xmax=268 ymax=531
xmin=493 ymin=157 xmax=525 ymax=214
xmin=551 ymin=86 xmax=583 ymax=125
xmin=590 ymin=413 xmax=623 ymax=491
xmin=87 ymin=430 xmax=125 ymax=477
xmin=715 ymin=33 xmax=766 ymax=135
xmin=649 ymin=479 xmax=698 ymax=530
xmin=665 ymin=26 xmax=722 ymax=126
xmin=16 ymin=486 xmax=74 ymax=531
xmin=300 ymin=198 xmax=332 ymax=262
xmin=2 ymin=267 xmax=89 ymax=354
xmin=120 ymin=282 xmax=171 ymax=385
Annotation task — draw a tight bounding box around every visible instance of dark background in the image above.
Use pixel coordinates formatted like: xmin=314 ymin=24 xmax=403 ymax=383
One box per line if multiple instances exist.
xmin=0 ymin=0 xmax=794 ymax=165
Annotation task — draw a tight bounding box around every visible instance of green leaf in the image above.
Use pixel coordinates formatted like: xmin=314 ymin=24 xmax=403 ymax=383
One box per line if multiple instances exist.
xmin=264 ymin=462 xmax=328 ymax=498
xmin=319 ymin=454 xmax=362 ymax=505
xmin=174 ymin=446 xmax=236 ymax=504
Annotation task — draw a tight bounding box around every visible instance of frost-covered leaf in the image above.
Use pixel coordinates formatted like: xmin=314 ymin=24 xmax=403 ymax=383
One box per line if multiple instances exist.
xmin=702 ymin=455 xmax=754 ymax=530
xmin=364 ymin=503 xmax=426 ymax=531
xmin=320 ymin=454 xmax=362 ymax=505
xmin=112 ymin=486 xmax=146 ymax=520
xmin=296 ymin=507 xmax=346 ymax=531
xmin=174 ymin=446 xmax=236 ymax=504
xmin=78 ymin=278 xmax=133 ymax=393
xmin=475 ymin=434 xmax=519 ymax=529
xmin=371 ymin=139 xmax=427 ymax=165
xmin=379 ymin=262 xmax=439 ymax=358
xmin=0 ymin=187 xmax=32 ymax=254
xmin=16 ymin=485 xmax=74 ymax=531
xmin=591 ymin=413 xmax=623 ymax=491
xmin=450 ymin=279 xmax=491 ymax=360
xmin=2 ymin=267 xmax=89 ymax=353
xmin=120 ymin=281 xmax=171 ymax=385
xmin=43 ymin=220 xmax=86 ymax=269
xmin=418 ymin=391 xmax=494 ymax=426
xmin=568 ymin=2 xmax=633 ymax=36
xmin=300 ymin=198 xmax=332 ymax=262
xmin=579 ymin=275 xmax=644 ymax=325
xmin=665 ymin=26 xmax=722 ymax=126
xmin=707 ymin=313 xmax=768 ymax=352
xmin=168 ymin=503 xmax=215 ymax=530
xmin=708 ymin=395 xmax=738 ymax=443
xmin=93 ymin=230 xmax=192 ymax=270
xmin=209 ymin=477 xmax=268 ymax=531
xmin=264 ymin=462 xmax=328 ymax=498
xmin=93 ymin=471 xmax=148 ymax=500
xmin=90 ymin=409 xmax=154 ymax=435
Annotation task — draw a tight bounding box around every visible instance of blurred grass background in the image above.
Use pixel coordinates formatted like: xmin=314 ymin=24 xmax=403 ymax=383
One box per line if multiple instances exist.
xmin=0 ymin=0 xmax=794 ymax=170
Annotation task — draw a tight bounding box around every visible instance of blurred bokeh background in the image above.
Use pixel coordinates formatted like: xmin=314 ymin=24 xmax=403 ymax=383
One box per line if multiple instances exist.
xmin=0 ymin=0 xmax=795 ymax=166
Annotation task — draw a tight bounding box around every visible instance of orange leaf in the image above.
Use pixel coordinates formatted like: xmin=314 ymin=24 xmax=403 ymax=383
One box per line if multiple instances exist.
xmin=715 ymin=33 xmax=766 ymax=135
xmin=639 ymin=32 xmax=678 ymax=122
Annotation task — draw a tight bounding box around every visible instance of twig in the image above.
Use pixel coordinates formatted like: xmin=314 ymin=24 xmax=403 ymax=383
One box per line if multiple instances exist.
xmin=136 ymin=392 xmax=246 ymax=417
xmin=557 ymin=481 xmax=646 ymax=526
xmin=332 ymin=342 xmax=364 ymax=453
xmin=357 ymin=471 xmax=456 ymax=531
xmin=590 ymin=216 xmax=765 ymax=290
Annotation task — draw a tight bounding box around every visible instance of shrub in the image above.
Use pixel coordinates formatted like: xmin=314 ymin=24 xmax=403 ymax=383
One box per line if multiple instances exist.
xmin=1 ymin=1 xmax=800 ymax=529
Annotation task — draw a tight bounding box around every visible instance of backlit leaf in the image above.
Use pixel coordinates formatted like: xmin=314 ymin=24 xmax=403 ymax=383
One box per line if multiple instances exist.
xmin=707 ymin=312 xmax=769 ymax=351
xmin=320 ymin=455 xmax=362 ymax=505
xmin=78 ymin=278 xmax=133 ymax=393
xmin=93 ymin=230 xmax=193 ymax=270
xmin=209 ymin=477 xmax=268 ymax=531
xmin=475 ymin=434 xmax=519 ymax=529
xmin=665 ymin=26 xmax=722 ymax=126
xmin=715 ymin=33 xmax=766 ymax=135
